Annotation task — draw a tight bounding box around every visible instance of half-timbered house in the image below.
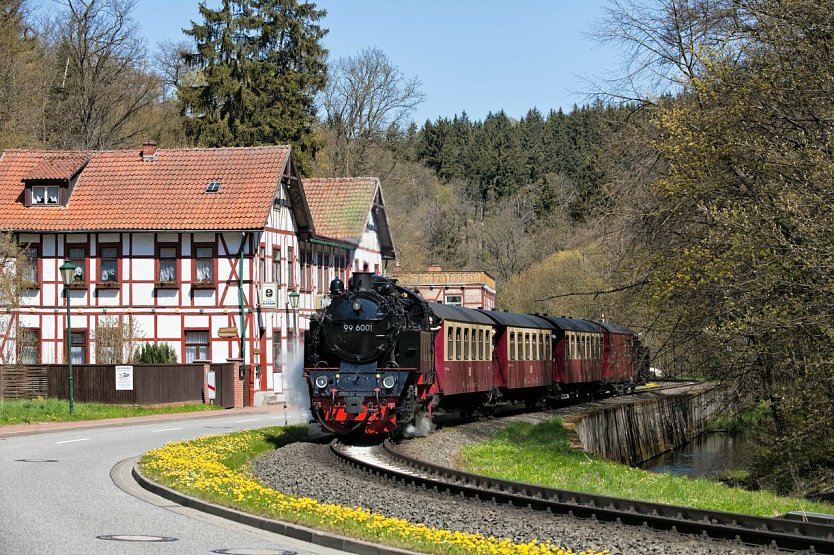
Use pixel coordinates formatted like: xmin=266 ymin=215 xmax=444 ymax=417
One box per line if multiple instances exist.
xmin=0 ymin=144 xmax=396 ymax=404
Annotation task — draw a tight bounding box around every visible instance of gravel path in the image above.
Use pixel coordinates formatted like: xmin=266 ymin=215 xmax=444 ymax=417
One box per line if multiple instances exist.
xmin=251 ymin=408 xmax=790 ymax=554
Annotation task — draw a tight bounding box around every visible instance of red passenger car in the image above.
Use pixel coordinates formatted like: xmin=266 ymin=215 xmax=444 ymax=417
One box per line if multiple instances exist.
xmin=429 ymin=303 xmax=496 ymax=410
xmin=478 ymin=310 xmax=554 ymax=404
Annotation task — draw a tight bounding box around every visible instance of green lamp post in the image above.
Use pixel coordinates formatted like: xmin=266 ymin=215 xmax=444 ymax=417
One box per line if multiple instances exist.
xmin=59 ymin=260 xmax=76 ymax=415
xmin=288 ymin=288 xmax=300 ymax=342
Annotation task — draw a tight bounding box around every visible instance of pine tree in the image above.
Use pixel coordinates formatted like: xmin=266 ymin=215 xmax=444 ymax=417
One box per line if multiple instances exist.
xmin=179 ymin=0 xmax=328 ymax=172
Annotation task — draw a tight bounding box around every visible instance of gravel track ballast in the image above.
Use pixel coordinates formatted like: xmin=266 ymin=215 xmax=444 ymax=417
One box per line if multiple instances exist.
xmin=251 ymin=411 xmax=789 ymax=554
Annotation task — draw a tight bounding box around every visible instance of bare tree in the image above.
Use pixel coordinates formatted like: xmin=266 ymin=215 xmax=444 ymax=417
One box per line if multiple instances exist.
xmin=591 ymin=0 xmax=739 ymax=104
xmin=0 ymin=0 xmax=45 ymax=147
xmin=42 ymin=0 xmax=162 ymax=149
xmin=94 ymin=315 xmax=142 ymax=364
xmin=321 ymin=47 xmax=424 ymax=175
xmin=0 ymin=232 xmax=30 ymax=364
xmin=155 ymin=38 xmax=191 ymax=100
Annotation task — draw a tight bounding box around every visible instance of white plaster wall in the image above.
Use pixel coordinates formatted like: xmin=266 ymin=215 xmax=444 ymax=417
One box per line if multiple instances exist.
xmin=132 ymin=234 xmax=155 ymax=256
xmin=156 ymin=315 xmax=181 ymax=338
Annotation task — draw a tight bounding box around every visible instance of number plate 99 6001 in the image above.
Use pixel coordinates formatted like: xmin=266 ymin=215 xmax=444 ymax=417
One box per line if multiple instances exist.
xmin=342 ymin=323 xmax=374 ymax=333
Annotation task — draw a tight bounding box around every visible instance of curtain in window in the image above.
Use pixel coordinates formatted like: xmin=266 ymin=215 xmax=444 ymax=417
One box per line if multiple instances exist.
xmin=185 ymin=331 xmax=209 ymax=363
xmin=159 ymin=247 xmax=177 ymax=282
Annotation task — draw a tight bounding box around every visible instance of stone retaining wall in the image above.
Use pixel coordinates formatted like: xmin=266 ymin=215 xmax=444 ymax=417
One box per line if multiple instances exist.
xmin=563 ymin=383 xmax=730 ymax=465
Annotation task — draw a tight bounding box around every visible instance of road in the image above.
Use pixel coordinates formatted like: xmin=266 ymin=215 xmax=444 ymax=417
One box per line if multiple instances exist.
xmin=0 ymin=408 xmax=346 ymax=555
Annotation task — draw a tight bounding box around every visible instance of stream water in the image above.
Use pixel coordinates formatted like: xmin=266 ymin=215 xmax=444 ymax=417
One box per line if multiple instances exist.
xmin=639 ymin=432 xmax=752 ymax=479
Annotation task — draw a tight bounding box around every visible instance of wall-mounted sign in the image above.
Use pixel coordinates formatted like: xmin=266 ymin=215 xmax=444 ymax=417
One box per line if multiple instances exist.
xmin=260 ymin=283 xmax=278 ymax=308
xmin=115 ymin=365 xmax=134 ymax=391
xmin=218 ymin=326 xmax=239 ymax=338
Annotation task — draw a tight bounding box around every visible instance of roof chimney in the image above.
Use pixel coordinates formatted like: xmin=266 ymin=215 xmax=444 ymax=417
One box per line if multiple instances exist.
xmin=140 ymin=141 xmax=157 ymax=161
xmin=428 ymin=263 xmax=441 ymax=272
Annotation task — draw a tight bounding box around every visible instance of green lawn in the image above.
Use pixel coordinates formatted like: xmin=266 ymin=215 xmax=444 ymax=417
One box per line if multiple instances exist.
xmin=0 ymin=398 xmax=221 ymax=425
xmin=458 ymin=417 xmax=834 ymax=518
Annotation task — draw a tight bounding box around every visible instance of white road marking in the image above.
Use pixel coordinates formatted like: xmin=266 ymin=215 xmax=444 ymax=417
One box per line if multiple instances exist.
xmin=151 ymin=427 xmax=183 ymax=432
xmin=234 ymin=418 xmax=259 ymax=423
xmin=55 ymin=438 xmax=90 ymax=444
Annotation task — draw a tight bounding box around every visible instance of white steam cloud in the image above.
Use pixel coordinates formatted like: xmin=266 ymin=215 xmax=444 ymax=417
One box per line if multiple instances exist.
xmin=403 ymin=411 xmax=435 ymax=438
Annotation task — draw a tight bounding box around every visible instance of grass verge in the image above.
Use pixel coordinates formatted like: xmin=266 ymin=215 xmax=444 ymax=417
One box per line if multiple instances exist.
xmin=458 ymin=418 xmax=834 ymax=517
xmin=139 ymin=426 xmax=609 ymax=555
xmin=0 ymin=398 xmax=221 ymax=425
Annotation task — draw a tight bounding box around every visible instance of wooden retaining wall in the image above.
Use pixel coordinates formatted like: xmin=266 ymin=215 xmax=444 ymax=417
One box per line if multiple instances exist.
xmin=564 ymin=383 xmax=729 ymax=465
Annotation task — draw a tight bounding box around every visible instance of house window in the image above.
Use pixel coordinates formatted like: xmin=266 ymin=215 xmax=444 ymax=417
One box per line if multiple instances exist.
xmin=334 ymin=254 xmax=345 ymax=282
xmin=317 ymin=250 xmax=327 ymax=291
xmin=32 ymin=185 xmax=60 ymax=205
xmin=258 ymin=246 xmax=266 ymax=282
xmin=158 ymin=246 xmax=177 ymax=283
xmin=69 ymin=331 xmax=87 ymax=364
xmin=445 ymin=294 xmax=462 ymax=306
xmin=272 ymin=329 xmax=282 ymax=372
xmin=301 ymin=248 xmax=312 ymax=291
xmin=99 ymin=246 xmax=118 ymax=283
xmin=272 ymin=248 xmax=281 ymax=284
xmin=22 ymin=246 xmax=38 ymax=283
xmin=19 ymin=328 xmax=39 ymax=364
xmin=185 ymin=330 xmax=209 ymax=363
xmin=194 ymin=246 xmax=214 ymax=284
xmin=67 ymin=246 xmax=85 ymax=283
xmin=287 ymin=247 xmax=295 ymax=288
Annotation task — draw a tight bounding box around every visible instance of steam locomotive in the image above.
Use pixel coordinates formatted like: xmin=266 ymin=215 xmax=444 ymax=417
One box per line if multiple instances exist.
xmin=304 ymin=273 xmax=647 ymax=436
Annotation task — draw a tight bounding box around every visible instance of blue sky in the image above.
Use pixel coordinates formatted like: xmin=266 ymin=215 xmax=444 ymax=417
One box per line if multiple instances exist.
xmin=134 ymin=0 xmax=616 ymax=124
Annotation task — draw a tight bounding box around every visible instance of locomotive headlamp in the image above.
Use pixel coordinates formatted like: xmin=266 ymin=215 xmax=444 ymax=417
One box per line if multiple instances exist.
xmin=382 ymin=375 xmax=396 ymax=389
xmin=352 ymin=299 xmax=362 ymax=312
xmin=315 ymin=376 xmax=328 ymax=389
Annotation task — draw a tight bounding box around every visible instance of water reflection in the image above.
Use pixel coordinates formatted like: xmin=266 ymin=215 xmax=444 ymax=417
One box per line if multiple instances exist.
xmin=640 ymin=432 xmax=752 ymax=479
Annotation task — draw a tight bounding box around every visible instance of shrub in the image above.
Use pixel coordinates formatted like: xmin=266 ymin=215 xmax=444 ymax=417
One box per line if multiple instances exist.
xmin=134 ymin=343 xmax=178 ymax=363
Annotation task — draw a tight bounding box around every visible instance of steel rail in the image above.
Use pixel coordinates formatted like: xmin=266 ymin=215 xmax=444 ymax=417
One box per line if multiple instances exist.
xmin=330 ymin=439 xmax=834 ymax=553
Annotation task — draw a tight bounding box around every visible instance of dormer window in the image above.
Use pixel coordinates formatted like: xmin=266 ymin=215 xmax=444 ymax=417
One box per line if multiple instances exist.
xmin=32 ymin=185 xmax=60 ymax=205
xmin=23 ymin=153 xmax=89 ymax=208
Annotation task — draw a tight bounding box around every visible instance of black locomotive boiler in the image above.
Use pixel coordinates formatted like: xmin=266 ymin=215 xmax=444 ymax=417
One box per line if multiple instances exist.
xmin=304 ymin=272 xmax=435 ymax=435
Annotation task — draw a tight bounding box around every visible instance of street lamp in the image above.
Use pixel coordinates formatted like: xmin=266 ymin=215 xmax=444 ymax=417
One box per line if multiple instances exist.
xmin=288 ymin=288 xmax=300 ymax=339
xmin=59 ymin=260 xmax=76 ymax=416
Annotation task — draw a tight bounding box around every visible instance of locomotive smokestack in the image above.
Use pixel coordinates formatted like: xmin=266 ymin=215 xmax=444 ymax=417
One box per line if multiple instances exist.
xmin=350 ymin=272 xmax=373 ymax=292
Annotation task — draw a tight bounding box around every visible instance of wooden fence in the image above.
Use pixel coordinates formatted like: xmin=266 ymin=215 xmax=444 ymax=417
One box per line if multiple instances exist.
xmin=0 ymin=365 xmax=49 ymax=400
xmin=0 ymin=364 xmax=205 ymax=405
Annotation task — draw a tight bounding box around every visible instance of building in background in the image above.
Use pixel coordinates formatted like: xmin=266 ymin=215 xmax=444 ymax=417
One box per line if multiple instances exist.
xmin=392 ymin=265 xmax=496 ymax=309
xmin=0 ymin=144 xmax=395 ymax=404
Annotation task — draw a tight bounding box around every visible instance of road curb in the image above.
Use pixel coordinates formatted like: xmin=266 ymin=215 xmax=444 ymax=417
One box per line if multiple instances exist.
xmin=0 ymin=405 xmax=299 ymax=438
xmin=131 ymin=462 xmax=418 ymax=555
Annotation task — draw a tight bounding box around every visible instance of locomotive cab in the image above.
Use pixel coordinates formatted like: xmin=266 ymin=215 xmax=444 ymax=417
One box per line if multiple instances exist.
xmin=304 ymin=273 xmax=435 ymax=435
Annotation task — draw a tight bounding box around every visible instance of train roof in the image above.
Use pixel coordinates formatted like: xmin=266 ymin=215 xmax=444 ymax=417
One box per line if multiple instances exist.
xmin=598 ymin=321 xmax=637 ymax=335
xmin=476 ymin=309 xmax=555 ymax=329
xmin=429 ymin=302 xmax=496 ymax=325
xmin=540 ymin=316 xmax=605 ymax=332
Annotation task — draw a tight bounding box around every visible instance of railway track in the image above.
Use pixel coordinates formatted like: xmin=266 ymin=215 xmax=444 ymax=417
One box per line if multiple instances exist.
xmin=331 ymin=438 xmax=834 ymax=553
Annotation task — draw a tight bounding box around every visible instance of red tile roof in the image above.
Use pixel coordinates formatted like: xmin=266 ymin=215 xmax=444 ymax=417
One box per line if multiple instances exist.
xmin=23 ymin=153 xmax=90 ymax=181
xmin=302 ymin=177 xmax=379 ymax=242
xmin=0 ymin=146 xmax=291 ymax=231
